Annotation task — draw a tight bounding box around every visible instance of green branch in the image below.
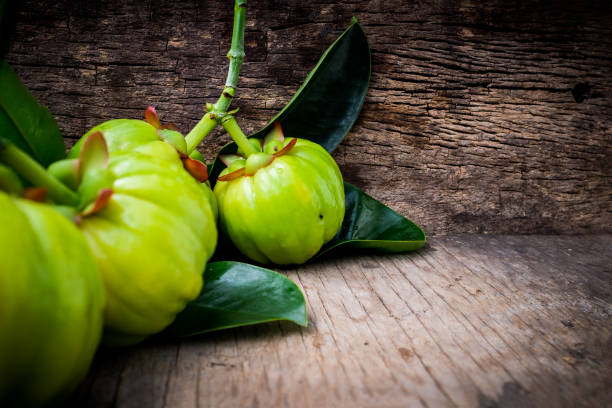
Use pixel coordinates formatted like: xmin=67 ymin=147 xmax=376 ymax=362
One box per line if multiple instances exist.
xmin=0 ymin=138 xmax=79 ymax=206
xmin=222 ymin=116 xmax=257 ymax=157
xmin=217 ymin=0 xmax=247 ymax=113
xmin=185 ymin=112 xmax=217 ymax=154
xmin=185 ymin=0 xmax=247 ymax=154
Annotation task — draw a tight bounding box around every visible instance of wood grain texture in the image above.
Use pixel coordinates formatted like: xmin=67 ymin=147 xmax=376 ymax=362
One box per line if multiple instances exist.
xmin=67 ymin=234 xmax=612 ymax=408
xmin=6 ymin=0 xmax=612 ymax=235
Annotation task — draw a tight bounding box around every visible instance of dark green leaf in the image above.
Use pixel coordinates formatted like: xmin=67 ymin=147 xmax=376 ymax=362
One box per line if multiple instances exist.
xmin=0 ymin=60 xmax=66 ymax=166
xmin=251 ymin=17 xmax=370 ymax=151
xmin=209 ymin=17 xmax=370 ymax=184
xmin=211 ymin=182 xmax=426 ymax=262
xmin=317 ymin=182 xmax=426 ymax=257
xmin=160 ymin=261 xmax=307 ymax=338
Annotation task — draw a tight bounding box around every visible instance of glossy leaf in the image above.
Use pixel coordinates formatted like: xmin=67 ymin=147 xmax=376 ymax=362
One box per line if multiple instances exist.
xmin=317 ymin=182 xmax=426 ymax=257
xmin=212 ymin=182 xmax=426 ymax=262
xmin=209 ymin=17 xmax=370 ymax=184
xmin=0 ymin=60 xmax=66 ymax=166
xmin=160 ymin=261 xmax=307 ymax=338
xmin=253 ymin=17 xmax=370 ymax=151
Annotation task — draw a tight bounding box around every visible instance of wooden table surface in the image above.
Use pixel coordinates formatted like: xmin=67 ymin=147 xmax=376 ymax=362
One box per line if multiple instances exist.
xmin=68 ymin=234 xmax=612 ymax=408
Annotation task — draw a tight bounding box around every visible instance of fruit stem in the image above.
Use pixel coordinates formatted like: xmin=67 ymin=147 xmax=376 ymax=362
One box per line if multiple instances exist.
xmin=222 ymin=115 xmax=257 ymax=157
xmin=217 ymin=0 xmax=247 ymax=114
xmin=185 ymin=111 xmax=217 ymax=153
xmin=0 ymin=138 xmax=79 ymax=206
xmin=185 ymin=0 xmax=247 ymax=154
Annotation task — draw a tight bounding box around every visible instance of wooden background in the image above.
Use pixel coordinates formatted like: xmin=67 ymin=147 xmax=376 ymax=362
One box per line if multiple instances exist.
xmin=8 ymin=0 xmax=611 ymax=236
xmin=5 ymin=2 xmax=612 ymax=407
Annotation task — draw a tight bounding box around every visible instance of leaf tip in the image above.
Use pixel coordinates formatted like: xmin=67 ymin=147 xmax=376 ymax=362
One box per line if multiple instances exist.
xmin=295 ymin=313 xmax=309 ymax=327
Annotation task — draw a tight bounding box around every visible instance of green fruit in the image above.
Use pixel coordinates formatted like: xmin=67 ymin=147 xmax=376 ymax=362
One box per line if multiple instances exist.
xmin=214 ymin=138 xmax=344 ymax=264
xmin=0 ymin=193 xmax=104 ymax=407
xmin=68 ymin=119 xmax=160 ymax=159
xmin=79 ymin=150 xmax=217 ymax=345
xmin=0 ymin=163 xmax=23 ymax=195
xmin=68 ymin=119 xmax=218 ymax=220
xmin=263 ymin=139 xmax=283 ymax=155
xmin=200 ymin=178 xmax=219 ymax=221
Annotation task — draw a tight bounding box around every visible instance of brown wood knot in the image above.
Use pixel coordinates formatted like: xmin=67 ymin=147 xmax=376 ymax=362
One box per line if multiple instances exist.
xmin=398 ymin=347 xmax=413 ymax=362
xmin=312 ymin=334 xmax=324 ymax=348
xmin=571 ymin=83 xmax=591 ymax=103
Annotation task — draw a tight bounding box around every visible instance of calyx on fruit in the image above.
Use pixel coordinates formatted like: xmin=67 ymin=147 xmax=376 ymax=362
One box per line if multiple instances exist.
xmin=64 ymin=107 xmax=208 ymax=183
xmin=218 ymin=122 xmax=297 ymax=180
xmin=50 ymin=108 xmax=218 ymax=218
xmin=214 ymin=122 xmax=345 ymax=265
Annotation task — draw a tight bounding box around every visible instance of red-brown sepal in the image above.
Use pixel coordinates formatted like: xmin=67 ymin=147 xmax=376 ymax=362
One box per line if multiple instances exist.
xmin=180 ymin=154 xmax=209 ymax=182
xmin=217 ymin=168 xmax=246 ymax=182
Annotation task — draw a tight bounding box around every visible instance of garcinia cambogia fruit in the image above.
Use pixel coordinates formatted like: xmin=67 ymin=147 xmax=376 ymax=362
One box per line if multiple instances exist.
xmin=56 ymin=108 xmax=217 ymax=218
xmin=0 ymin=191 xmax=105 ymax=407
xmin=214 ymin=123 xmax=345 ymax=265
xmin=72 ymin=132 xmax=217 ymax=346
xmin=68 ymin=107 xmax=185 ymax=158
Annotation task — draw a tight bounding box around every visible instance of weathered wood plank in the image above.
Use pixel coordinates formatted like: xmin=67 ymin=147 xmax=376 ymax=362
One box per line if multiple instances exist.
xmin=7 ymin=0 xmax=612 ymax=235
xmin=67 ymin=234 xmax=612 ymax=407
